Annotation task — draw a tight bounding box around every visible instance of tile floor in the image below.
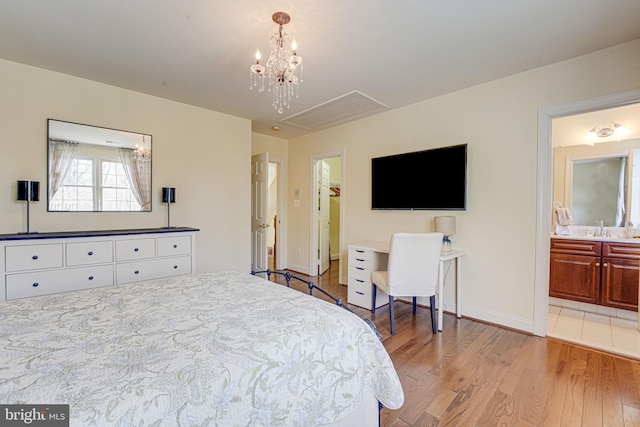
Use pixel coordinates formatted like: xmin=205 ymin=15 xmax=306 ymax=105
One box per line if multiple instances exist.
xmin=548 ymin=305 xmax=640 ymax=359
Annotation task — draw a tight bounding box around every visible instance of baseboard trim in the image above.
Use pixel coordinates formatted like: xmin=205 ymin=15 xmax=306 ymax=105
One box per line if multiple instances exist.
xmin=461 ymin=305 xmax=534 ymax=334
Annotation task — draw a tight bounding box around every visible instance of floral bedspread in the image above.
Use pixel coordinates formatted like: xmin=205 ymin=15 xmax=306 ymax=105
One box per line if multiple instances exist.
xmin=0 ymin=271 xmax=403 ymax=426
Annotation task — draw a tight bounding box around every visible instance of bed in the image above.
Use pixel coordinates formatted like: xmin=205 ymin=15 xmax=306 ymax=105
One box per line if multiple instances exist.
xmin=0 ymin=271 xmax=404 ymax=426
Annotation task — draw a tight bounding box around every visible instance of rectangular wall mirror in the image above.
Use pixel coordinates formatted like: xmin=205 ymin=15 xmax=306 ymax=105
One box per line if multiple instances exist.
xmin=48 ymin=119 xmax=152 ymax=212
xmin=553 ymin=138 xmax=640 ymax=227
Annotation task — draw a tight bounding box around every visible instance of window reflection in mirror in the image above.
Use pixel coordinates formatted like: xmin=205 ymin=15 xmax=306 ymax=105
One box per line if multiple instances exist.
xmin=47 ymin=120 xmax=152 ymax=212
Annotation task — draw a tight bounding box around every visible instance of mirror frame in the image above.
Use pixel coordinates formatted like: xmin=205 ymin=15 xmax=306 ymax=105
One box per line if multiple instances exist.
xmin=47 ymin=119 xmax=152 ymax=212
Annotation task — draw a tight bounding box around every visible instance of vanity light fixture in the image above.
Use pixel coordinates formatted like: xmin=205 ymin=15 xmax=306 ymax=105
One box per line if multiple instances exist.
xmin=586 ymin=122 xmax=629 ymax=141
xmin=249 ymin=12 xmax=303 ymax=114
xmin=434 ymin=216 xmax=456 ymax=252
xmin=162 ymin=187 xmax=176 ymax=228
xmin=16 ymin=180 xmax=40 ymax=234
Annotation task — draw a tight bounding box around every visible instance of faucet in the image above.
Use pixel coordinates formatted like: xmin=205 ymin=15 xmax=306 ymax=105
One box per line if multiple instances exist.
xmin=595 ymin=220 xmax=604 ymax=237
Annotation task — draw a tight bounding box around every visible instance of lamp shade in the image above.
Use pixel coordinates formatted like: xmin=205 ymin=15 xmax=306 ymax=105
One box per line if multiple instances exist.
xmin=434 ymin=216 xmax=456 ymax=236
xmin=17 ymin=180 xmax=39 ymax=202
xmin=162 ymin=187 xmax=175 ymax=204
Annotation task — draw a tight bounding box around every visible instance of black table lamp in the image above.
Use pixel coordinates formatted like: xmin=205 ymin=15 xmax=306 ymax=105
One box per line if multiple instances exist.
xmin=17 ymin=180 xmax=40 ymax=234
xmin=162 ymin=187 xmax=175 ymax=228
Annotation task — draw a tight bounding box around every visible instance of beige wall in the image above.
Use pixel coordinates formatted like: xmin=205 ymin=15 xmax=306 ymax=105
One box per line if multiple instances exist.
xmin=0 ymin=58 xmax=251 ymax=273
xmin=286 ymin=39 xmax=640 ymax=332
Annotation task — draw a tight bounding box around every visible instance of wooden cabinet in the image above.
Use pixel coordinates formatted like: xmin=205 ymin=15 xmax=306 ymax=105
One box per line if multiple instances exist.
xmin=550 ymin=238 xmax=639 ymax=311
xmin=1 ymin=228 xmax=198 ymax=301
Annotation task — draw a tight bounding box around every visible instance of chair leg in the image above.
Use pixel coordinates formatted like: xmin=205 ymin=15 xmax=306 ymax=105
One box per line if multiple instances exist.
xmin=389 ymin=295 xmax=395 ymax=335
xmin=412 ymin=297 xmax=417 ymax=314
xmin=371 ymin=284 xmax=377 ymax=314
xmin=429 ymin=295 xmax=437 ymax=334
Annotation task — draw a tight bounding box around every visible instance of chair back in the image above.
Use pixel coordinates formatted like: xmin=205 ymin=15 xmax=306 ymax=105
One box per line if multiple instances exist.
xmin=386 ymin=232 xmax=443 ymax=297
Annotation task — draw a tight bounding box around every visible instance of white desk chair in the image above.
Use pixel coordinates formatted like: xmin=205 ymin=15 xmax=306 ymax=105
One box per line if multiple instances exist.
xmin=371 ymin=232 xmax=443 ymax=335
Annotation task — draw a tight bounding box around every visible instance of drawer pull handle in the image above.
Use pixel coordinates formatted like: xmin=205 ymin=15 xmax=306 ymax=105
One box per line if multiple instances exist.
xmin=134 ymin=248 xmax=139 ymax=252
xmin=356 ymin=279 xmax=364 ymax=283
xmin=173 ymin=244 xmax=178 ymax=248
xmin=603 ymin=262 xmax=608 ymax=267
xmin=32 ymin=255 xmax=38 ymax=260
xmin=32 ymin=283 xmax=39 ymax=287
xmin=596 ymin=262 xmax=600 ymax=267
xmin=88 ymin=276 xmax=94 ymax=281
xmin=173 ymin=265 xmax=178 ymax=269
xmin=356 ymin=291 xmax=364 ymax=295
xmin=356 ymin=267 xmax=364 ymax=270
xmin=88 ymin=251 xmax=94 ymax=256
xmin=356 ymin=250 xmax=365 ymax=253
xmin=356 ymin=258 xmax=364 ymax=262
xmin=134 ymin=270 xmax=139 ymax=275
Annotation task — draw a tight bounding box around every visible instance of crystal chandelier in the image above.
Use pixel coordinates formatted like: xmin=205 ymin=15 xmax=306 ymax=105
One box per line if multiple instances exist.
xmin=135 ymin=135 xmax=151 ymax=159
xmin=250 ymin=12 xmax=303 ymax=114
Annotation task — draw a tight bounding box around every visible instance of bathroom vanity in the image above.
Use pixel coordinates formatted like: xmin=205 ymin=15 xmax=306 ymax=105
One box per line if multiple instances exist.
xmin=550 ymin=236 xmax=640 ymax=311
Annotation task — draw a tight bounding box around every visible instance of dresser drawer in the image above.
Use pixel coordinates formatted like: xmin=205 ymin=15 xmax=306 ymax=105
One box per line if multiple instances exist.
xmin=348 ymin=256 xmax=374 ymax=271
xmin=66 ymin=240 xmax=114 ymax=266
xmin=116 ymin=256 xmax=192 ymax=285
xmin=348 ymin=278 xmax=389 ymax=310
xmin=348 ymin=247 xmax=375 ymax=262
xmin=115 ymin=238 xmax=156 ymax=261
xmin=6 ymin=265 xmax=114 ymax=300
xmin=157 ymin=235 xmax=192 ymax=257
xmin=551 ymin=239 xmax=601 ymax=256
xmin=603 ymin=242 xmax=640 ymax=259
xmin=5 ymin=244 xmax=63 ymax=272
xmin=348 ymin=265 xmax=374 ymax=282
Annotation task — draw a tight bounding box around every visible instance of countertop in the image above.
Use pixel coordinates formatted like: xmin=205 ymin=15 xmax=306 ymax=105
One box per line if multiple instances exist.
xmin=550 ymin=234 xmax=640 ymax=244
xmin=0 ymin=227 xmax=200 ymax=242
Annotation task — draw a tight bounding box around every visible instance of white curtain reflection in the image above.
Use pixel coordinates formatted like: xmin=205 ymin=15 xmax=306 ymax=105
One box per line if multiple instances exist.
xmin=616 ymin=157 xmax=627 ymax=226
xmin=119 ymin=148 xmax=152 ymax=211
xmin=48 ymin=139 xmax=79 ymax=199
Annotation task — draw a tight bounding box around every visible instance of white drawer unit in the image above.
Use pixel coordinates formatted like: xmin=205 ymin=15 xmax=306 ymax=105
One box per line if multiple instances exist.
xmin=66 ymin=241 xmax=113 ymax=266
xmin=157 ymin=235 xmax=192 ymax=257
xmin=347 ymin=244 xmax=389 ymax=310
xmin=116 ymin=238 xmax=156 ymax=261
xmin=5 ymin=243 xmax=63 ymax=272
xmin=0 ymin=228 xmax=198 ymax=301
xmin=116 ymin=256 xmax=192 ymax=285
xmin=7 ymin=265 xmax=114 ymax=300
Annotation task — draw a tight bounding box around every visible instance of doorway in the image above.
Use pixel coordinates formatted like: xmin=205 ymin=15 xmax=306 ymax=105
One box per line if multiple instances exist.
xmin=533 ymin=88 xmax=640 ymax=339
xmin=251 ymin=153 xmax=285 ymax=272
xmin=310 ymin=151 xmax=344 ymax=278
xmin=545 ymin=102 xmax=640 ymax=358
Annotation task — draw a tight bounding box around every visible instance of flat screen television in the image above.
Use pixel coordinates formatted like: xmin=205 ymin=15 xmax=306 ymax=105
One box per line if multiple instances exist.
xmin=371 ymin=144 xmax=467 ymax=210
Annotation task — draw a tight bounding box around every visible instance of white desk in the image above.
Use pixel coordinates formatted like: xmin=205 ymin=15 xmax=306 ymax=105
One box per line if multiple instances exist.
xmin=348 ymin=241 xmax=466 ymax=332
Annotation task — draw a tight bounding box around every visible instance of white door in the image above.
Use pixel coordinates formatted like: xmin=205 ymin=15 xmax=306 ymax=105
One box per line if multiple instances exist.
xmin=318 ymin=160 xmax=331 ymax=274
xmin=251 ymin=152 xmax=269 ymax=272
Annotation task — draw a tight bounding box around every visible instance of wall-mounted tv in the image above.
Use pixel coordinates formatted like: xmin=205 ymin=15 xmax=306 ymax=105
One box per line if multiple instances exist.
xmin=371 ymin=144 xmax=467 ymax=210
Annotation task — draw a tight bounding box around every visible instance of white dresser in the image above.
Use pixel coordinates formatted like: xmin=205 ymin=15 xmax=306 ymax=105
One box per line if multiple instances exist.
xmin=347 ymin=242 xmax=389 ymax=310
xmin=0 ymin=227 xmax=198 ymax=301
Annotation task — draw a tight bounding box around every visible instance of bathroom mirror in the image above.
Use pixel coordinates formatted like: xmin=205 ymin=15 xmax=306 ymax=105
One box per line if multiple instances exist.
xmin=47 ymin=119 xmax=152 ymax=212
xmin=554 ymin=139 xmax=640 ymax=227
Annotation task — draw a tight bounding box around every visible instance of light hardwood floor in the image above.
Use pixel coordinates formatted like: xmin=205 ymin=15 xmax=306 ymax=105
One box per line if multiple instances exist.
xmin=265 ymin=261 xmax=640 ymax=427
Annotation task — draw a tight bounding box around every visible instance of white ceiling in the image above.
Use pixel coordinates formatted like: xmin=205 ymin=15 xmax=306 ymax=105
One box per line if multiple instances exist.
xmin=1 ymin=1 xmax=640 ymax=139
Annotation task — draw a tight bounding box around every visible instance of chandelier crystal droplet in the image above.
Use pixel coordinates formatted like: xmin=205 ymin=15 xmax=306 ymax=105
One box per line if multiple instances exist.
xmin=249 ymin=12 xmax=303 ymax=114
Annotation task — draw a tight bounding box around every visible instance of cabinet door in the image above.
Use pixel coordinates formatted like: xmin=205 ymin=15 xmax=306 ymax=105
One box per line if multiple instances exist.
xmin=549 ymin=253 xmax=600 ymax=304
xmin=601 ymin=257 xmax=640 ymax=311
